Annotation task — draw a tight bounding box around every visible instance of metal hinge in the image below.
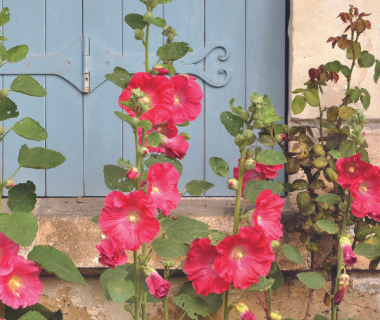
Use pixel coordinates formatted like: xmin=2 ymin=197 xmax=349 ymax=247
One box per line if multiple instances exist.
xmin=0 ymin=36 xmax=230 ymax=93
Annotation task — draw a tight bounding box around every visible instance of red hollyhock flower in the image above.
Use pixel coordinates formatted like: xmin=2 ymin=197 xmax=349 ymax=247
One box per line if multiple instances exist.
xmin=118 ymin=72 xmax=174 ymax=125
xmin=250 ymin=189 xmax=284 ymax=241
xmin=334 ymin=273 xmax=349 ymax=305
xmin=184 ymin=238 xmax=231 ymax=296
xmin=96 ymin=239 xmax=128 ymax=268
xmin=127 ymin=167 xmax=139 ymax=180
xmin=336 ymin=153 xmax=373 ymax=188
xmin=170 ymin=75 xmax=203 ymax=124
xmin=145 ymin=270 xmax=171 ymax=299
xmin=0 ymin=256 xmax=43 ymax=309
xmin=255 ymin=162 xmax=284 ymax=180
xmin=214 ymin=227 xmax=274 ymax=289
xmin=153 ymin=65 xmax=169 ymax=75
xmin=0 ymin=232 xmax=20 ymax=276
xmin=342 ymin=243 xmax=357 ymax=267
xmin=157 ymin=135 xmax=189 ymax=160
xmin=350 ymin=166 xmax=380 ymax=220
xmin=147 ymin=163 xmax=181 ymax=216
xmin=99 ymin=191 xmax=159 ymax=251
xmin=233 ymin=158 xmax=261 ymax=198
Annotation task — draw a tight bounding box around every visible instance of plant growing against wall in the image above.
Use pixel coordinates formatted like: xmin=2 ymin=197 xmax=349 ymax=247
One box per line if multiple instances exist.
xmin=0 ymin=8 xmax=87 ymax=320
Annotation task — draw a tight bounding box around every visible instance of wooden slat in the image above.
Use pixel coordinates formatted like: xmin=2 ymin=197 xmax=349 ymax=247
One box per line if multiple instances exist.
xmin=83 ymin=0 xmax=123 ymax=196
xmin=3 ymin=0 xmax=46 ymax=196
xmin=45 ymin=0 xmax=83 ymax=196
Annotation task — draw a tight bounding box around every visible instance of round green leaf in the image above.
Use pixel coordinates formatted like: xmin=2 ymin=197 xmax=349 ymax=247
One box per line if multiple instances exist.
xmin=151 ymin=238 xmax=189 ymax=259
xmin=0 ymin=7 xmax=10 ymax=27
xmin=0 ymin=97 xmax=19 ymax=121
xmin=328 ymin=150 xmax=343 ymax=159
xmin=107 ymin=278 xmax=134 ymax=304
xmin=327 ymin=60 xmax=341 ymax=72
xmin=304 ymin=88 xmax=320 ymax=107
xmin=105 ymin=67 xmax=131 ymax=89
xmin=291 ymin=95 xmax=306 ymax=115
xmin=297 ymin=272 xmax=325 ymax=290
xmin=173 ymin=294 xmax=209 ymax=320
xmin=244 ymin=180 xmax=282 ymax=204
xmin=147 ymin=131 xmax=161 ymax=147
xmin=185 ymin=180 xmax=215 ymax=196
xmin=7 ymin=180 xmax=37 ymax=213
xmin=220 ymin=111 xmax=244 ymax=137
xmin=256 ymin=149 xmax=287 ymax=165
xmin=313 ymin=315 xmax=329 ymax=320
xmin=209 ymin=157 xmax=229 ymax=177
xmin=354 ymin=243 xmax=380 ymax=259
xmin=100 ymin=265 xmax=130 ymax=301
xmin=282 ymin=244 xmax=305 ymax=265
xmin=359 ymin=51 xmax=375 ymax=68
xmin=10 ymin=75 xmax=47 ymax=97
xmin=18 ymin=144 xmax=66 ymax=169
xmin=316 ymin=219 xmax=338 ymax=234
xmin=17 ymin=311 xmax=47 ymax=320
xmin=143 ymin=16 xmax=167 ymax=28
xmin=145 ymin=154 xmax=183 ymax=176
xmin=103 ymin=165 xmax=135 ymax=192
xmin=13 ymin=117 xmax=48 ymax=141
xmin=374 ymin=59 xmax=380 ymax=84
xmin=28 ymin=245 xmax=88 ymax=286
xmin=0 ymin=211 xmax=38 ymax=246
xmin=7 ymin=45 xmax=28 ymax=63
xmin=156 ymin=42 xmax=190 ymax=61
xmin=315 ymin=193 xmax=341 ymax=204
xmin=124 ymin=13 xmax=147 ymax=30
xmin=339 ymin=105 xmax=355 ymax=121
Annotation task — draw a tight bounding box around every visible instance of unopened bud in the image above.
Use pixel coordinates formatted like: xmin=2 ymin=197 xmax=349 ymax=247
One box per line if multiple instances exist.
xmin=153 ymin=64 xmax=169 ymax=75
xmin=134 ymin=29 xmax=144 ymax=40
xmin=234 ymin=134 xmax=244 ymax=146
xmin=253 ymin=120 xmax=264 ymax=129
xmin=150 ymin=0 xmax=157 ymax=8
xmin=244 ymin=158 xmax=256 ymax=170
xmin=227 ymin=178 xmax=239 ymax=190
xmin=138 ymin=147 xmax=149 ymax=158
xmin=240 ymin=111 xmax=249 ymax=122
xmin=179 ymin=132 xmax=191 ymax=140
xmin=144 ymin=12 xmax=153 ymax=19
xmin=242 ymin=130 xmax=253 ymax=140
xmin=270 ymin=311 xmax=282 ymax=320
xmin=275 ymin=134 xmax=284 ymax=143
xmin=130 ymin=117 xmax=140 ymax=129
xmin=0 ymin=126 xmax=4 ymax=135
xmin=356 ymin=133 xmax=365 ymax=145
xmin=0 ymin=88 xmax=8 ymax=99
xmin=271 ymin=240 xmax=280 ymax=249
xmin=163 ymin=259 xmax=175 ymax=268
xmin=124 ymin=304 xmax=133 ymax=311
xmin=127 ymin=167 xmax=139 ymax=179
xmin=3 ymin=178 xmax=14 ymax=189
xmin=138 ymin=254 xmax=144 ymax=262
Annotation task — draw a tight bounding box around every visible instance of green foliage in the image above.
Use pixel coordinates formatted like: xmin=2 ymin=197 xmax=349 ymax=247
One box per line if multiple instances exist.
xmin=244 ymin=180 xmax=282 ymax=204
xmin=28 ymin=245 xmax=88 ymax=286
xmin=328 ymin=150 xmax=343 ymax=159
xmin=374 ymin=59 xmax=380 ymax=83
xmin=291 ymin=95 xmax=306 ymax=115
xmin=282 ymin=244 xmax=305 ymax=265
xmin=7 ymin=180 xmax=37 ymax=212
xmin=117 ymin=158 xmax=132 ymax=168
xmin=145 ymin=154 xmax=183 ymax=175
xmin=100 ymin=265 xmax=130 ymax=301
xmin=173 ymin=294 xmax=209 ymax=320
xmin=18 ymin=144 xmax=66 ymax=169
xmin=209 ymin=157 xmax=229 ymax=177
xmin=103 ymin=165 xmax=135 ymax=192
xmin=114 ymin=111 xmax=133 ymax=123
xmin=346 ymin=42 xmax=361 ymax=60
xmin=157 ymin=0 xmax=172 ymax=3
xmin=107 ymin=278 xmax=134 ymax=304
xmin=151 ymin=238 xmax=189 ymax=258
xmin=258 ymin=134 xmax=275 ymax=147
xmin=0 ymin=7 xmax=10 ymax=26
xmin=10 ymin=75 xmax=47 ymax=97
xmin=5 ymin=303 xmax=63 ymax=320
xmin=316 ymin=219 xmax=338 ymax=234
xmin=256 ymin=149 xmax=287 ymax=165
xmin=185 ymin=180 xmax=214 ymax=196
xmin=7 ymin=45 xmax=28 ymax=63
xmin=124 ymin=13 xmax=147 ymax=30
xmin=248 ymin=276 xmax=275 ymax=292
xmin=297 ymin=272 xmax=325 ymax=290
xmin=304 ymin=87 xmax=319 ymax=107
xmin=91 ymin=214 xmax=100 ymax=224
xmin=354 ymin=243 xmax=380 ymax=259
xmin=13 ymin=117 xmax=48 ymax=141
xmin=268 ymin=262 xmax=284 ymax=290
xmin=0 ymin=211 xmax=38 ymax=246
xmin=313 ymin=316 xmax=329 ymax=320
xmin=156 ymin=42 xmax=190 ymax=61
xmin=358 ymin=51 xmax=375 ymax=68
xmin=0 ymin=97 xmax=19 ymax=121
xmin=220 ymin=111 xmax=244 ymax=137
xmin=17 ymin=311 xmax=47 ymax=320
xmin=315 ymin=193 xmax=341 ymax=204
xmin=147 ymin=131 xmax=161 ymax=147
xmin=143 ymin=16 xmax=166 ymax=27
xmin=105 ymin=67 xmax=132 ymax=89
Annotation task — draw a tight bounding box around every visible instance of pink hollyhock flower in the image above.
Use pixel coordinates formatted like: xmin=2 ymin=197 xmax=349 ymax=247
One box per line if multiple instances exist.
xmin=184 ymin=238 xmax=231 ymax=296
xmin=236 ymin=303 xmax=257 ymax=320
xmin=145 ymin=269 xmax=171 ymax=299
xmin=170 ymin=75 xmax=203 ymax=124
xmin=255 ymin=162 xmax=284 ymax=180
xmin=147 ymin=163 xmax=181 ymax=216
xmin=99 ymin=191 xmax=159 ymax=251
xmin=0 ymin=255 xmax=43 ymax=309
xmin=153 ymin=65 xmax=169 ymax=75
xmin=157 ymin=135 xmax=189 ymax=160
xmin=96 ymin=239 xmax=128 ymax=268
xmin=138 ymin=118 xmax=178 ymax=150
xmin=127 ymin=167 xmax=139 ymax=180
xmin=350 ymin=166 xmax=380 ymax=220
xmin=233 ymin=158 xmax=261 ymax=197
xmin=118 ymin=72 xmax=174 ymax=125
xmin=214 ymin=227 xmax=275 ymax=289
xmin=250 ymin=189 xmax=284 ymax=241
xmin=0 ymin=232 xmax=20 ymax=276
xmin=342 ymin=243 xmax=357 ymax=267
xmin=336 ymin=153 xmax=373 ymax=188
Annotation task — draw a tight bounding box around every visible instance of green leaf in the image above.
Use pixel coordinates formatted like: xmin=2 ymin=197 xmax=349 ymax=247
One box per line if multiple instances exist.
xmin=297 ymin=272 xmax=325 ymax=290
xmin=10 ymin=75 xmax=47 ymax=97
xmin=327 ymin=60 xmax=341 ymax=72
xmin=304 ymin=88 xmax=320 ymax=107
xmin=137 ymin=120 xmax=152 ymax=130
xmin=282 ymin=244 xmax=305 ymax=265
xmin=341 ymin=65 xmax=351 ymax=78
xmin=220 ymin=111 xmax=244 ymax=137
xmin=360 ymin=93 xmax=370 ymax=110
xmin=156 ymin=42 xmax=190 ymax=61
xmin=157 ymin=0 xmax=172 ymax=3
xmin=208 ymin=157 xmax=229 ymax=177
xmin=124 ymin=13 xmax=147 ymax=30
xmin=339 ymin=139 xmax=354 ymax=158
xmin=17 ymin=311 xmax=47 ymax=320
xmin=105 ymin=67 xmax=132 ymax=89
xmin=18 ymin=144 xmax=66 ymax=169
xmin=28 ymin=245 xmax=87 ymax=286
xmin=176 ymin=120 xmax=190 ymax=127
xmin=313 ymin=316 xmax=329 ymax=320
xmin=5 ymin=303 xmax=63 ymax=320
xmin=346 ymin=42 xmax=361 ymax=60
xmin=117 ymin=157 xmax=132 ymax=168
xmin=354 ymin=243 xmax=380 ymax=259
xmin=147 ymin=131 xmax=161 ymax=147
xmin=229 ymin=98 xmax=243 ymax=115
xmin=0 ymin=36 xmax=7 ymax=41
xmin=374 ymin=59 xmax=380 ymax=84
xmin=173 ymin=294 xmax=209 ymax=320
xmin=316 ymin=219 xmax=339 ymax=234
xmin=151 ymin=238 xmax=189 ymax=259
xmin=185 ymin=180 xmax=215 ymax=196
xmin=103 ymin=165 xmax=135 ymax=192
xmin=358 ymin=51 xmax=375 ymax=68
xmin=6 ymin=45 xmax=28 ymax=63
xmin=7 ymin=180 xmax=37 ymax=212
xmin=0 ymin=7 xmax=10 ymax=26
xmin=0 ymin=211 xmax=38 ymax=246
xmin=315 ymin=193 xmax=341 ymax=204
xmin=0 ymin=97 xmax=19 ymax=121
xmin=291 ymin=95 xmax=306 ymax=115
xmin=248 ymin=276 xmax=275 ymax=292
xmin=114 ymin=110 xmax=133 ymax=123
xmin=357 ymin=225 xmax=372 ymax=241
xmin=91 ymin=214 xmax=99 ymax=224
xmin=268 ymin=263 xmax=284 ymax=290
xmin=12 ymin=117 xmax=48 ymax=141
xmin=161 ymin=216 xmax=209 ymax=244
xmin=143 ymin=16 xmax=166 ymax=28
xmin=358 ymin=146 xmax=370 ymax=163
xmin=291 ymin=88 xmax=305 ymax=94
xmin=145 ymin=154 xmax=183 ymax=176
xmin=328 ymin=150 xmax=343 ymax=159
xmin=100 ymin=265 xmax=130 ymax=301
xmin=107 ymin=278 xmax=134 ymax=304
xmin=244 ymin=180 xmax=282 ymax=204
xmin=256 ymin=149 xmax=287 ymax=165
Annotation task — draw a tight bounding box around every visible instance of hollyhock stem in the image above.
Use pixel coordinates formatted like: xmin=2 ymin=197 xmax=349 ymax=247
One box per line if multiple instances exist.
xmin=145 ymin=22 xmax=150 ymax=72
xmin=133 ymin=251 xmax=140 ymax=320
xmin=142 ymin=294 xmax=147 ymax=320
xmin=164 ymin=267 xmax=169 ymax=320
xmin=140 ymin=129 xmax=147 ymax=173
xmin=269 ymin=287 xmax=273 ymax=314
xmin=223 ymin=288 xmax=231 ymax=320
xmin=135 ymin=130 xmax=140 ymax=190
xmin=318 ymin=103 xmax=324 ymax=146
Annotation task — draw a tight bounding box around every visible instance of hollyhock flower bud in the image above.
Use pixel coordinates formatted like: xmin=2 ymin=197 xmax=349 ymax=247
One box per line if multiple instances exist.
xmin=124 ymin=304 xmax=133 ymax=311
xmin=150 ymin=0 xmax=157 ymax=8
xmin=144 ymin=12 xmax=153 ymax=19
xmin=138 ymin=147 xmax=149 ymax=158
xmin=153 ymin=64 xmax=169 ymax=75
xmin=236 ymin=303 xmax=257 ymax=320
xmin=227 ymin=178 xmax=239 ymax=190
xmin=242 ymin=130 xmax=253 ymax=140
xmin=0 ymin=126 xmax=4 ymax=135
xmin=179 ymin=132 xmax=191 ymax=141
xmin=340 ymin=237 xmax=357 ymax=267
xmin=244 ymin=158 xmax=256 ymax=170
xmin=134 ymin=29 xmax=144 ymax=40
xmin=271 ymin=240 xmax=280 ymax=249
xmin=270 ymin=311 xmax=282 ymax=320
xmin=356 ymin=133 xmax=365 ymax=146
xmin=334 ymin=273 xmax=349 ymax=305
xmin=145 ymin=268 xmax=171 ymax=299
xmin=240 ymin=111 xmax=250 ymax=122
xmin=96 ymin=239 xmax=128 ymax=268
xmin=127 ymin=167 xmax=139 ymax=180
xmin=0 ymin=88 xmax=8 ymax=99
xmin=275 ymin=134 xmax=284 ymax=143
xmin=234 ymin=158 xmax=261 ymax=199
xmin=129 ymin=117 xmax=140 ymax=129
xmin=163 ymin=259 xmax=175 ymax=268
xmin=3 ymin=178 xmax=14 ymax=189
xmin=235 ymin=134 xmax=244 ymax=146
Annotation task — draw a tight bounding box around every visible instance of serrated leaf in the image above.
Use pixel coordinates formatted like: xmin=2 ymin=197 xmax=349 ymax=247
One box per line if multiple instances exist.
xmin=156 ymin=42 xmax=189 ymax=61
xmin=256 ymin=149 xmax=287 ymax=165
xmin=304 ymin=88 xmax=319 ymax=107
xmin=28 ymin=245 xmax=87 ymax=286
xmin=316 ymin=193 xmax=341 ymax=204
xmin=10 ymin=75 xmax=47 ymax=97
xmin=151 ymin=238 xmax=189 ymax=259
xmin=185 ymin=180 xmax=214 ymax=196
xmin=173 ymin=293 xmax=209 ymax=320
xmin=12 ymin=117 xmax=48 ymax=141
xmin=114 ymin=110 xmax=132 ymax=123
xmin=143 ymin=16 xmax=166 ymax=28
xmin=147 ymin=131 xmax=161 ymax=147
xmin=328 ymin=150 xmax=343 ymax=159
xmin=0 ymin=211 xmax=38 ymax=246
xmin=18 ymin=144 xmax=65 ymax=169
xmin=248 ymin=276 xmax=275 ymax=292
xmin=124 ymin=13 xmax=147 ymax=30
xmin=291 ymin=95 xmax=306 ymax=115
xmin=297 ymin=272 xmax=325 ymax=290
xmin=103 ymin=165 xmax=135 ymax=192
xmin=100 ymin=265 xmax=130 ymax=301
xmin=137 ymin=119 xmax=152 ymax=130
xmin=107 ymin=278 xmax=134 ymax=304
xmin=7 ymin=45 xmax=28 ymax=63
xmin=220 ymin=111 xmax=244 ymax=137
xmin=7 ymin=180 xmax=37 ymax=212
xmin=0 ymin=97 xmax=19 ymax=121
xmin=145 ymin=154 xmax=183 ymax=175
xmin=244 ymin=180 xmax=282 ymax=204
xmin=0 ymin=7 xmax=10 ymax=27
xmin=105 ymin=67 xmax=132 ymax=89
xmin=209 ymin=157 xmax=229 ymax=177
xmin=282 ymin=244 xmax=305 ymax=265
xmin=354 ymin=243 xmax=380 ymax=259
xmin=316 ymin=219 xmax=338 ymax=234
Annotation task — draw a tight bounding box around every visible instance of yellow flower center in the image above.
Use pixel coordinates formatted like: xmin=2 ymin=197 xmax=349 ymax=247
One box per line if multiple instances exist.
xmin=174 ymin=98 xmax=180 ymax=104
xmin=9 ymin=277 xmax=22 ymax=296
xmin=128 ymin=211 xmax=139 ymax=223
xmin=156 ymin=125 xmax=166 ymax=134
xmin=257 ymin=216 xmax=262 ymax=221
xmin=347 ymin=165 xmax=355 ymax=173
xmin=152 ymin=187 xmax=159 ymax=193
xmin=359 ymin=184 xmax=368 ymax=193
xmin=235 ymin=251 xmax=243 ymax=259
xmin=142 ymin=97 xmax=149 ymax=103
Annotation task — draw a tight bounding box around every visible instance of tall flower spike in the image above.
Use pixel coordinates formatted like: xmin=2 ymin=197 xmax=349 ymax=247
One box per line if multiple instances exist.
xmin=0 ymin=231 xmax=20 ymax=276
